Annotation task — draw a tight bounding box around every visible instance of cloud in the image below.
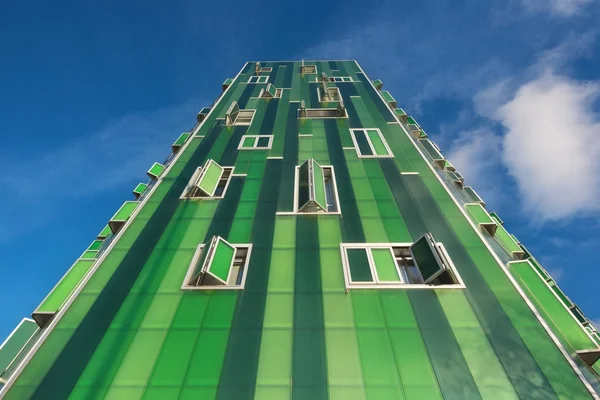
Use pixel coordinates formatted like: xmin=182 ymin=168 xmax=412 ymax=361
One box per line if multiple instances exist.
xmin=496 ymin=72 xmax=600 ymax=221
xmin=0 ymin=99 xmax=201 ymax=242
xmin=519 ymin=0 xmax=594 ymax=16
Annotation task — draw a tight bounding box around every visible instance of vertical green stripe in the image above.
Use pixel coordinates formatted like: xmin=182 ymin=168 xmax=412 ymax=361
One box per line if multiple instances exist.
xmin=293 ymin=218 xmax=328 ymax=398
xmin=216 ymin=159 xmax=283 ymax=399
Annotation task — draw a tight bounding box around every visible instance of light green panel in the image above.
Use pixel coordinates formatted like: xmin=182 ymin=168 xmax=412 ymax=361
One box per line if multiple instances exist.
xmin=491 ymin=216 xmax=523 ymax=256
xmin=0 ymin=319 xmax=38 ymax=375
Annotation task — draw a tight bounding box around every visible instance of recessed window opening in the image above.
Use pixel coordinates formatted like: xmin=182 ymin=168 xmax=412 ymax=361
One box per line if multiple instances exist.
xmin=260 ymin=83 xmax=282 ymax=99
xmin=300 ymin=61 xmax=317 ymax=74
xmin=298 ymin=99 xmax=347 ymax=119
xmin=248 ymin=76 xmax=269 ymax=84
xmin=350 ymin=128 xmax=393 ymax=158
xmin=294 ymin=159 xmax=340 ymax=214
xmin=182 ymin=236 xmax=251 ymax=290
xmin=318 ymin=86 xmax=341 ymax=102
xmin=226 ymin=101 xmax=255 ymax=126
xmin=342 ymin=233 xmax=463 ymax=289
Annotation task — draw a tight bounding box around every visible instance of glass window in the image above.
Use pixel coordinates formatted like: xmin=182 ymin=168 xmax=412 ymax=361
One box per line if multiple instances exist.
xmin=238 ymin=135 xmax=273 ymax=150
xmin=350 ymin=128 xmax=393 ymax=158
xmin=295 ymin=159 xmax=340 ymax=214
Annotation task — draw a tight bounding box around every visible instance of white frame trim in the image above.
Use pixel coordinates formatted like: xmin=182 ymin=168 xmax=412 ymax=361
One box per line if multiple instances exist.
xmin=354 ymin=61 xmax=599 ymax=397
xmin=181 ymin=242 xmax=253 ymax=291
xmin=237 ymin=135 xmax=273 ymax=150
xmin=340 ymin=242 xmax=466 ymax=290
xmin=0 ymin=318 xmax=37 ymax=376
xmin=179 ymin=166 xmax=236 ymax=200
xmin=228 ymin=109 xmax=256 ymax=127
xmin=349 ymin=128 xmax=394 ymax=158
xmin=313 ymin=76 xmax=353 ymax=83
xmin=246 ymin=75 xmax=269 ymax=84
xmin=196 ymin=159 xmax=224 ymax=197
xmin=276 ymin=164 xmax=342 ymax=216
xmin=300 ymin=64 xmax=317 ymax=74
xmin=317 ymin=86 xmax=341 ymax=103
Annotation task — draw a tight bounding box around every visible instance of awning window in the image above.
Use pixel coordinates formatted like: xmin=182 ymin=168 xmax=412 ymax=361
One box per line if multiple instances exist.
xmin=196 ymin=159 xmax=224 ymax=197
xmin=465 ymin=204 xmax=497 ymax=236
xmin=172 ymin=132 xmax=191 ymax=152
xmin=132 ymin=183 xmax=148 ymax=199
xmin=147 ymin=162 xmax=165 ymax=180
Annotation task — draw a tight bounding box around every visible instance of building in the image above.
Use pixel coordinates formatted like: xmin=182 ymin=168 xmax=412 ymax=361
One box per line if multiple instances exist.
xmin=1 ymin=60 xmax=599 ymax=399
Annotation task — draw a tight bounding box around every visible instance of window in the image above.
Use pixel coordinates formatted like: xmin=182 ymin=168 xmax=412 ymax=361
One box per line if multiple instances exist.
xmin=196 ymin=107 xmax=211 ymax=123
xmin=238 ymin=135 xmax=273 ymax=150
xmin=226 ymin=101 xmax=255 ymax=126
xmin=317 ymin=86 xmax=341 ymax=102
xmin=300 ymin=63 xmax=317 ymax=74
xmin=181 ymin=159 xmax=234 ymax=199
xmin=341 ymin=233 xmax=463 ymax=289
xmin=255 ymin=62 xmax=272 ymax=73
xmin=350 ymin=128 xmax=393 ymax=158
xmin=419 ymin=138 xmax=445 ymax=168
xmin=260 ymin=83 xmax=282 ymax=99
xmin=182 ymin=236 xmax=251 ymax=290
xmin=298 ymin=99 xmax=348 ymax=119
xmin=248 ymin=76 xmax=269 ymax=84
xmin=331 ymin=76 xmax=352 ymax=82
xmin=445 ymin=170 xmax=464 ymax=188
xmin=294 ymin=159 xmax=340 ymax=214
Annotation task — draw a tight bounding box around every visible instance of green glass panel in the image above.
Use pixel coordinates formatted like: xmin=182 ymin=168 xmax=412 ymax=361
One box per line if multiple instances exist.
xmin=80 ymin=250 xmax=97 ymax=259
xmin=267 ymin=84 xmax=277 ymax=97
xmin=207 ymin=238 xmax=235 ymax=283
xmin=406 ymin=116 xmax=417 ymax=125
xmin=463 ymin=186 xmax=483 ymax=204
xmin=223 ymin=78 xmax=233 ymax=86
xmin=111 ymin=201 xmax=139 ymax=222
xmin=551 ymin=285 xmax=573 ymax=307
xmin=0 ymin=319 xmax=38 ymax=374
xmin=394 ymin=108 xmax=406 ymax=116
xmin=419 ymin=139 xmax=443 ymax=161
xmin=371 ymin=248 xmax=400 ymax=282
xmin=147 ymin=162 xmax=165 ymax=179
xmin=347 ymin=248 xmax=373 ymax=282
xmin=242 ymin=136 xmax=256 ymax=148
xmin=410 ymin=235 xmax=442 ymax=282
xmin=491 ymin=217 xmax=522 ymax=256
xmin=197 ymin=160 xmax=224 ymax=196
xmin=380 ymin=90 xmax=395 ymax=104
xmin=298 ymin=160 xmax=310 ymax=209
xmin=366 ymin=129 xmax=389 ymax=156
xmin=97 ymin=225 xmax=111 ymax=239
xmin=87 ymin=240 xmax=103 ymax=251
xmin=172 ymin=132 xmax=190 ymax=149
xmin=354 ymin=130 xmax=373 ymax=156
xmin=34 ymin=259 xmax=96 ymax=314
xmin=570 ymin=305 xmax=586 ymax=324
xmin=465 ymin=204 xmax=494 ymax=225
xmin=133 ymin=183 xmax=148 ymax=196
xmin=312 ymin=160 xmax=327 ymax=210
xmin=489 ymin=212 xmax=503 ymax=224
xmin=257 ymin=136 xmax=270 ymax=148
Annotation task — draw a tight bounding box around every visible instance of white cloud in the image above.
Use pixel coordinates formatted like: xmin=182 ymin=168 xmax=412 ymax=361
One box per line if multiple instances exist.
xmin=519 ymin=0 xmax=594 ymax=16
xmin=496 ymin=72 xmax=600 ymax=221
xmin=0 ymin=100 xmax=201 ymax=242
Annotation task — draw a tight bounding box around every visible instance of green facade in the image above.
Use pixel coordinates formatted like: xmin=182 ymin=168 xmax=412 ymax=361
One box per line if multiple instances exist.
xmin=1 ymin=60 xmax=599 ymax=399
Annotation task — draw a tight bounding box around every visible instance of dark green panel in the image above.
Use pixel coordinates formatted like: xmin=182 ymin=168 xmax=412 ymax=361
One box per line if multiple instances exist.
xmin=347 ymin=248 xmax=373 ymax=282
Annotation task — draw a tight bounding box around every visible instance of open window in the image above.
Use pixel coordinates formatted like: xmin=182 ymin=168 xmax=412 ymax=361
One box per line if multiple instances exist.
xmin=226 ymin=101 xmax=255 ymax=126
xmin=380 ymin=90 xmax=397 ymax=108
xmin=181 ymin=159 xmax=234 ymax=199
xmin=247 ymin=76 xmax=268 ymax=84
xmin=394 ymin=108 xmax=407 ymax=123
xmin=260 ymin=83 xmax=282 ymax=99
xmin=330 ymin=77 xmax=352 ymax=82
xmin=341 ymin=233 xmax=463 ymax=289
xmin=222 ymin=78 xmax=233 ymax=91
xmin=463 ymin=186 xmax=485 ymax=206
xmin=197 ymin=107 xmax=211 ymax=123
xmin=446 ymin=170 xmax=464 ymax=188
xmin=300 ymin=60 xmax=317 ymax=74
xmin=350 ymin=128 xmax=393 ymax=158
xmin=465 ymin=203 xmax=497 ymax=236
xmin=419 ymin=139 xmax=445 ymax=168
xmin=294 ymin=159 xmax=340 ymax=214
xmin=255 ymin=62 xmax=272 ymax=74
xmin=298 ymin=98 xmax=347 ymax=119
xmin=372 ymin=79 xmax=383 ymax=90
xmin=182 ymin=236 xmax=251 ymax=290
xmin=317 ymin=86 xmax=341 ymax=102
xmin=238 ymin=135 xmax=273 ymax=150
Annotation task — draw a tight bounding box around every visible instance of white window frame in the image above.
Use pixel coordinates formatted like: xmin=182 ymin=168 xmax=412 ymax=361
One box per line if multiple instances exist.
xmin=237 ymin=135 xmax=273 ymax=150
xmin=179 ymin=166 xmax=236 ymax=200
xmin=317 ymin=86 xmax=341 ymax=103
xmin=349 ymin=128 xmax=394 ymax=158
xmin=300 ymin=64 xmax=317 ymax=74
xmin=181 ymin=243 xmax=253 ymax=290
xmin=340 ymin=242 xmax=466 ymax=290
xmin=247 ymin=76 xmax=269 ymax=84
xmin=314 ymin=76 xmax=353 ymax=82
xmin=276 ymin=164 xmax=342 ymax=216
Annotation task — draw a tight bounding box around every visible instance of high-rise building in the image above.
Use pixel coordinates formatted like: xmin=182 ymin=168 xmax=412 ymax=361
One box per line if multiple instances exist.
xmin=1 ymin=60 xmax=599 ymax=399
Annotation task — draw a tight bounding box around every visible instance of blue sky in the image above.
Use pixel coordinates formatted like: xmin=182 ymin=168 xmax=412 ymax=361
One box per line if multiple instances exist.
xmin=1 ymin=0 xmax=600 ymax=339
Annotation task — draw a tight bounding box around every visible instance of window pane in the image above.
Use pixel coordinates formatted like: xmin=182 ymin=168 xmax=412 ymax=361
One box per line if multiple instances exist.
xmin=249 ymin=76 xmax=258 ymax=83
xmin=366 ymin=130 xmax=389 ymax=156
xmin=298 ymin=160 xmax=310 ymax=209
xmin=208 ymin=238 xmax=235 ymax=283
xmin=197 ymin=160 xmax=224 ymax=196
xmin=242 ymin=136 xmax=255 ymax=148
xmin=257 ymin=136 xmax=270 ymax=148
xmin=371 ymin=248 xmax=400 ymax=282
xmin=347 ymin=248 xmax=373 ymax=282
xmin=354 ymin=130 xmax=373 ymax=156
xmin=190 ymin=243 xmax=210 ymax=285
xmin=312 ymin=161 xmax=327 ymax=211
xmin=410 ymin=235 xmax=443 ymax=283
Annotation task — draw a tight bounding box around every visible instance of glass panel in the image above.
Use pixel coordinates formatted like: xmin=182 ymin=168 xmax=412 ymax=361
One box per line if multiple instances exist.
xmin=197 ymin=160 xmax=224 ymax=196
xmin=347 ymin=248 xmax=373 ymax=282
xmin=354 ymin=130 xmax=373 ymax=156
xmin=207 ymin=238 xmax=236 ymax=284
xmin=366 ymin=129 xmax=389 ymax=156
xmin=419 ymin=139 xmax=443 ymax=161
xmin=190 ymin=243 xmax=210 ymax=285
xmin=371 ymin=248 xmax=400 ymax=282
xmin=257 ymin=136 xmax=271 ymax=148
xmin=0 ymin=319 xmax=38 ymax=373
xmin=312 ymin=160 xmax=327 ymax=211
xmin=249 ymin=76 xmax=258 ymax=83
xmin=410 ymin=235 xmax=443 ymax=283
xmin=298 ymin=160 xmax=310 ymax=210
xmin=242 ymin=136 xmax=256 ymax=148
xmin=343 ymin=77 xmax=351 ymax=82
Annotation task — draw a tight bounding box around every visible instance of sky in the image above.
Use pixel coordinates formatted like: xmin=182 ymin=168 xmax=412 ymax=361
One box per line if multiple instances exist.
xmin=1 ymin=0 xmax=600 ymax=339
